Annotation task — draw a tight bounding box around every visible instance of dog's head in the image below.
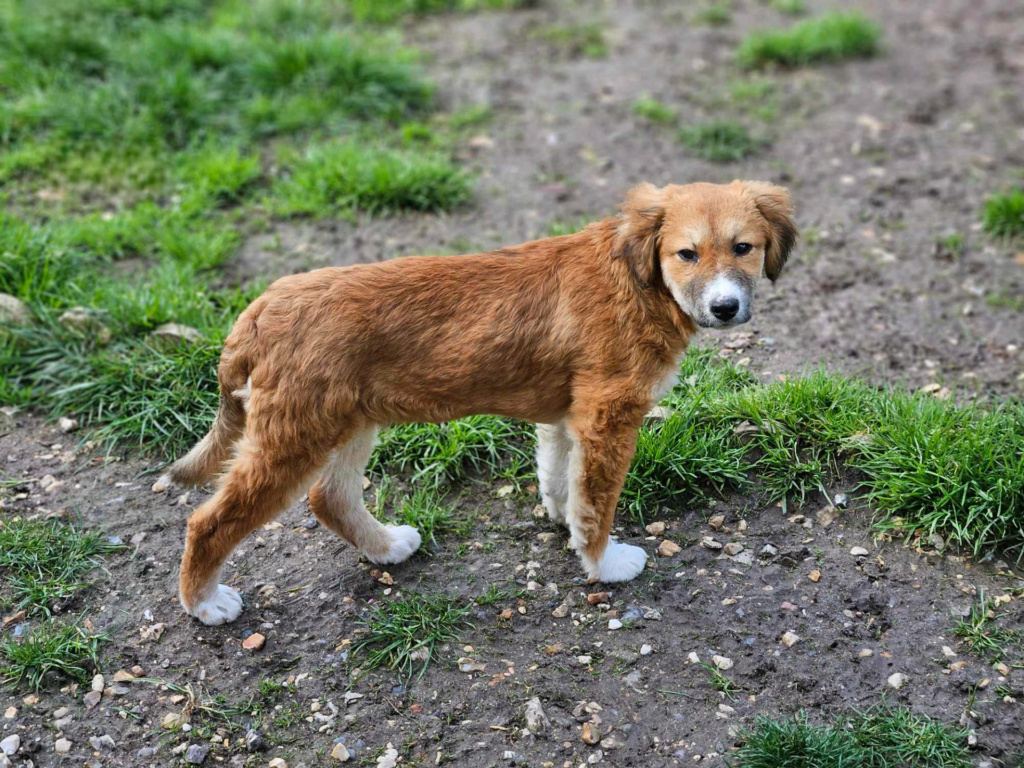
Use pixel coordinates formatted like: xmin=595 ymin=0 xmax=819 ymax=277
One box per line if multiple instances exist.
xmin=617 ymin=180 xmax=797 ymax=328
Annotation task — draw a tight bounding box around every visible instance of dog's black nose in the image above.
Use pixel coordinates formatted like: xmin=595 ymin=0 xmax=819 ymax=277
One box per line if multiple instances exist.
xmin=710 ymin=297 xmax=740 ymax=321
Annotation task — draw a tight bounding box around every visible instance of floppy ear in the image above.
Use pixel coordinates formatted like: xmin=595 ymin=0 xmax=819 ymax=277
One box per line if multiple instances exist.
xmin=617 ymin=182 xmax=666 ymax=289
xmin=741 ymin=181 xmax=798 ymax=282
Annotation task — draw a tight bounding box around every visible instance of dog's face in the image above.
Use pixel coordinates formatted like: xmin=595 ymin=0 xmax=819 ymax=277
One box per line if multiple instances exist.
xmin=617 ymin=181 xmax=797 ymax=328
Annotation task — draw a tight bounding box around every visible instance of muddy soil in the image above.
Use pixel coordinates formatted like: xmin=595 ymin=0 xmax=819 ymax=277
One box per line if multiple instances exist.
xmin=2 ymin=0 xmax=1024 ymax=766
xmin=2 ymin=413 xmax=1023 ymax=767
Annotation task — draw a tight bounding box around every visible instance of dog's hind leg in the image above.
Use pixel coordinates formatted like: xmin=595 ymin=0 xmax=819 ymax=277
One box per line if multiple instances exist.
xmin=308 ymin=428 xmax=422 ymax=564
xmin=179 ymin=432 xmax=329 ymax=625
xmin=536 ymin=421 xmax=572 ymax=526
xmin=566 ymin=412 xmax=648 ymax=583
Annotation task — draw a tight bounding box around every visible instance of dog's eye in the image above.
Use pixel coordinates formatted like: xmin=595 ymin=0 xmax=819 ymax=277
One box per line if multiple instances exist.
xmin=677 ymin=249 xmax=698 ymax=262
xmin=733 ymin=242 xmax=752 ymax=256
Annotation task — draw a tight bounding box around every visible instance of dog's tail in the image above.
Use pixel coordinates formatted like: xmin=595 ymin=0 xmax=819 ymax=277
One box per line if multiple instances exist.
xmin=155 ymin=321 xmax=255 ymax=492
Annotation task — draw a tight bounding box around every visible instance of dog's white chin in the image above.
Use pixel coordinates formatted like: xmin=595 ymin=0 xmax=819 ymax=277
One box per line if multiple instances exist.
xmin=696 ymin=314 xmax=750 ymax=329
xmin=585 ymin=540 xmax=648 ymax=583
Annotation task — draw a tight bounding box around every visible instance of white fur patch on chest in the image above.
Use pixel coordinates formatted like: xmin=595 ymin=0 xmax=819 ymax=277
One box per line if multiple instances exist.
xmin=649 ymin=353 xmax=685 ymax=403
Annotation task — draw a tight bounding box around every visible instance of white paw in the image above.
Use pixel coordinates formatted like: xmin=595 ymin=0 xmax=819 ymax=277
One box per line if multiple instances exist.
xmin=367 ymin=525 xmax=422 ymax=565
xmin=152 ymin=474 xmax=172 ymax=493
xmin=586 ymin=540 xmax=648 ymax=583
xmin=188 ymin=584 xmax=243 ymax=626
xmin=542 ymin=494 xmax=568 ymax=525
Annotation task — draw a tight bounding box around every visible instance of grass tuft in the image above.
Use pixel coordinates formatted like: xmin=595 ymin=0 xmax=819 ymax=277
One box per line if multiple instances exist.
xmin=0 ymin=519 xmax=122 ymax=616
xmin=632 ymin=95 xmax=678 ymax=125
xmin=730 ymin=706 xmax=972 ymax=768
xmin=697 ymin=2 xmax=732 ymax=26
xmin=770 ymin=0 xmax=806 ymax=15
xmin=370 ymin=416 xmax=532 ymax=488
xmin=381 ymin=487 xmax=468 ymax=546
xmin=352 ymin=593 xmax=471 ymax=679
xmin=953 ymin=595 xmax=1022 ymax=663
xmin=533 ymin=24 xmax=608 ymax=59
xmin=678 ymin=121 xmax=763 ymax=162
xmin=737 ymin=12 xmax=881 ymax=69
xmin=982 ymin=189 xmax=1024 ymax=239
xmin=271 ymin=142 xmax=472 ymax=217
xmin=350 ymin=0 xmax=529 ymax=24
xmin=1 ymin=622 xmax=107 ymax=691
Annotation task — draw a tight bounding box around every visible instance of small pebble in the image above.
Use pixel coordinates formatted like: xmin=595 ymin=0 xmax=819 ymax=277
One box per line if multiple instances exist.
xmin=1 ymin=735 xmax=20 ymax=756
xmin=657 ymin=540 xmax=681 ymax=557
xmin=607 ymin=619 xmax=623 ymax=631
xmin=54 ymin=739 xmax=72 ymax=754
xmin=887 ymin=673 xmax=907 ymax=690
xmin=242 ymin=633 xmax=266 ymax=651
xmin=850 ymin=547 xmax=869 ymax=557
xmin=331 ymin=742 xmax=351 ymax=762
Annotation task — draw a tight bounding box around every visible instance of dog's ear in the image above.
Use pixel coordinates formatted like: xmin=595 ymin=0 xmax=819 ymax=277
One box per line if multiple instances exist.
xmin=617 ymin=182 xmax=666 ymax=289
xmin=740 ymin=181 xmax=798 ymax=282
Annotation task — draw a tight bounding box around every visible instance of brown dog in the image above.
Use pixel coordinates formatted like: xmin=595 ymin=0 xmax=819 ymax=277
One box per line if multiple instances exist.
xmin=162 ymin=180 xmax=796 ymax=625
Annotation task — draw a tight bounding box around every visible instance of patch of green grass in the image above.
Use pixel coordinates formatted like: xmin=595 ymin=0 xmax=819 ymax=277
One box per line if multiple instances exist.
xmin=546 ymin=216 xmax=595 ymax=237
xmin=0 ymin=0 xmax=477 ymax=459
xmin=385 ymin=488 xmax=468 ymax=546
xmin=349 ymin=0 xmax=529 ymax=24
xmin=2 ymin=330 xmax=227 ymax=458
xmin=730 ymin=706 xmax=972 ymax=767
xmin=352 ymin=593 xmax=471 ymax=679
xmin=632 ymin=95 xmax=678 ymax=125
xmin=936 ymin=232 xmax=965 ymax=259
xmin=444 ymin=104 xmax=493 ymax=130
xmin=474 ymin=584 xmax=527 ymax=606
xmin=727 ymin=78 xmax=779 ymax=122
xmin=0 ymin=622 xmax=107 ymax=691
xmin=622 ymin=410 xmax=748 ymax=524
xmin=697 ymin=2 xmax=732 ymax=26
xmin=366 ymin=347 xmax=1024 ymax=561
xmin=770 ymin=0 xmax=806 ymax=15
xmin=987 ymin=292 xmax=1024 ymax=312
xmin=533 ymin=24 xmax=608 ymax=59
xmin=953 ymin=596 xmax=1022 ymax=662
xmin=0 ymin=519 xmax=122 ymax=616
xmin=702 ymin=663 xmax=742 ymax=700
xmin=982 ymin=189 xmax=1024 ymax=239
xmin=0 ymin=2 xmax=431 ymax=153
xmin=270 ymin=141 xmax=472 ymax=217
xmin=737 ymin=12 xmax=881 ymax=69
xmin=370 ymin=416 xmax=532 ymax=488
xmin=678 ymin=121 xmax=764 ymax=162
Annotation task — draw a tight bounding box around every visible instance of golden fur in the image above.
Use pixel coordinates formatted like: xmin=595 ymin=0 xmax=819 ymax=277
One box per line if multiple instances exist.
xmin=167 ymin=180 xmax=797 ymax=625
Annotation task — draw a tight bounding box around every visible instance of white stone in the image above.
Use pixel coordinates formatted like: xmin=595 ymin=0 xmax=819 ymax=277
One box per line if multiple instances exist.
xmin=887 ymin=673 xmax=907 ymax=690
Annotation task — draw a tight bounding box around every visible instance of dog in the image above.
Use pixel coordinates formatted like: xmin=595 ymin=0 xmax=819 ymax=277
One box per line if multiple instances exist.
xmin=161 ymin=180 xmax=796 ymax=625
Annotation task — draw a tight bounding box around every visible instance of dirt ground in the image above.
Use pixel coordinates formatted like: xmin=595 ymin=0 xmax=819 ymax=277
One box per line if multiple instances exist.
xmin=2 ymin=0 xmax=1023 ymax=766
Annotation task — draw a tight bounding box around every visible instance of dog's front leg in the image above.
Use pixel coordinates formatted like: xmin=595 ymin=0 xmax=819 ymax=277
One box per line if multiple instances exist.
xmin=536 ymin=422 xmax=572 ymax=525
xmin=565 ymin=415 xmax=648 ymax=583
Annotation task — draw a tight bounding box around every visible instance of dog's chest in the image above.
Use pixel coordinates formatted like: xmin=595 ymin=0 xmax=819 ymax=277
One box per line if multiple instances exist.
xmin=649 ymin=353 xmax=685 ymax=404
